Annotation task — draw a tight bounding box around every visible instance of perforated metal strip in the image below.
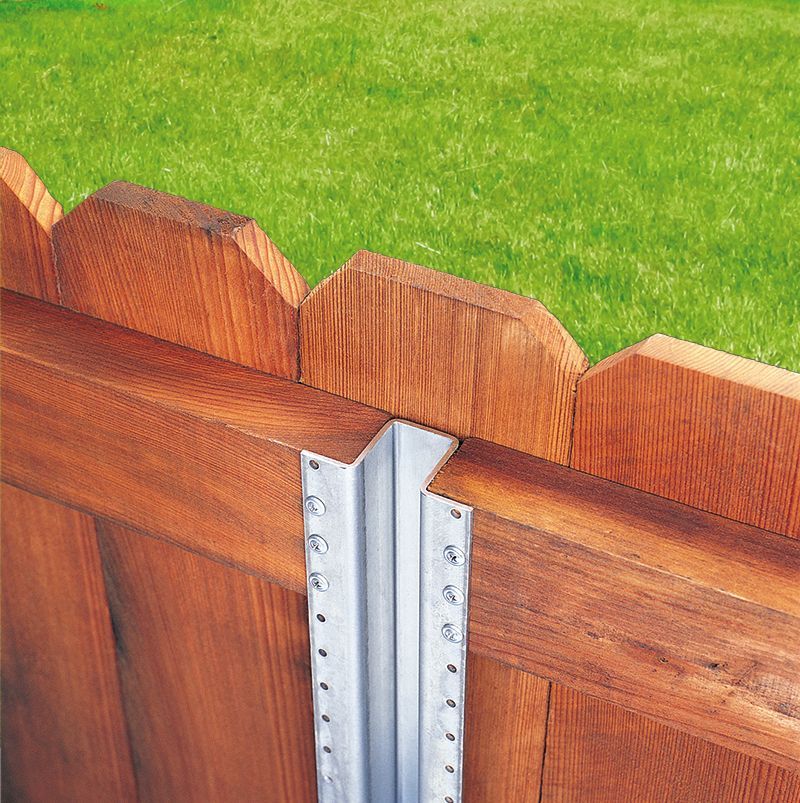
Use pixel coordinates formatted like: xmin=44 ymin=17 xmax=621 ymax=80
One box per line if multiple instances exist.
xmin=300 ymin=420 xmax=472 ymax=803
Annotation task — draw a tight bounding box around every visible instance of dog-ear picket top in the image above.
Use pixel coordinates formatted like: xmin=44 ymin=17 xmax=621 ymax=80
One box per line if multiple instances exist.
xmin=1 ymin=146 xmax=799 ymax=803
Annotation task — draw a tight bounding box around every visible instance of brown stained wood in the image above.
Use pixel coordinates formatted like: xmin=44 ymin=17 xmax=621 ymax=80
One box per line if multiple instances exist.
xmin=463 ymin=655 xmax=550 ymax=802
xmin=557 ymin=334 xmax=800 ymax=799
xmin=573 ymin=334 xmax=800 ymax=538
xmin=430 ymin=438 xmax=800 ymax=771
xmin=52 ymin=181 xmax=309 ymax=378
xmin=301 ymin=250 xmax=588 ymax=461
xmin=0 ymin=147 xmax=61 ymax=302
xmin=1 ymin=483 xmax=137 ymax=802
xmin=1 ymin=289 xmax=389 ymax=592
xmin=541 ymin=686 xmax=800 ymax=803
xmin=97 ymin=520 xmax=316 ymax=802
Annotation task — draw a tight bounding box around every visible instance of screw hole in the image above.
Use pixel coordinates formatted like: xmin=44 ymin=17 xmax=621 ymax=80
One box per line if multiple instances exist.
xmin=446 ymin=698 xmax=456 ymax=708
xmin=323 ymin=745 xmax=332 ymax=754
xmin=447 ymin=664 xmax=457 ymax=673
xmin=319 ymin=649 xmax=328 ymax=657
xmin=445 ymin=732 xmax=455 ymax=741
xmin=309 ymin=459 xmax=320 ymax=470
xmin=445 ymin=764 xmax=455 ymax=773
xmin=445 ymin=797 xmax=455 ymax=803
xmin=450 ymin=508 xmax=462 ymax=519
xmin=320 ymin=682 xmax=329 ymax=691
xmin=316 ymin=614 xmax=326 ymax=622
xmin=321 ymin=714 xmax=330 ymax=722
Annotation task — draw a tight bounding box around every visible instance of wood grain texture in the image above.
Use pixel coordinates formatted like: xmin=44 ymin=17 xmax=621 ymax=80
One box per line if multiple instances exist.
xmin=1 ymin=483 xmax=137 ymax=802
xmin=573 ymin=334 xmax=800 ymax=538
xmin=52 ymin=181 xmax=308 ymax=378
xmin=463 ymin=654 xmax=550 ymax=802
xmin=431 ymin=438 xmax=800 ymax=771
xmin=0 ymin=147 xmax=61 ymax=302
xmin=97 ymin=520 xmax=316 ymax=802
xmin=1 ymin=289 xmax=389 ymax=592
xmin=556 ymin=333 xmax=800 ymax=800
xmin=542 ymin=685 xmax=800 ymax=803
xmin=301 ymin=250 xmax=588 ymax=461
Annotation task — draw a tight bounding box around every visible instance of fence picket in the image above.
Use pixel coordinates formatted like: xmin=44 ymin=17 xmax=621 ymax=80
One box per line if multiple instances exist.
xmin=301 ymin=250 xmax=588 ymax=460
xmin=1 ymin=484 xmax=137 ymax=802
xmin=53 ymin=181 xmax=308 ymax=378
xmin=0 ymin=147 xmax=61 ymax=302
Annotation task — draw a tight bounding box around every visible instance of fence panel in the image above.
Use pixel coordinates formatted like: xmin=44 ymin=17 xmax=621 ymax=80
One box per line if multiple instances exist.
xmin=2 ymin=152 xmax=798 ymax=802
xmin=431 ymin=438 xmax=800 ymax=771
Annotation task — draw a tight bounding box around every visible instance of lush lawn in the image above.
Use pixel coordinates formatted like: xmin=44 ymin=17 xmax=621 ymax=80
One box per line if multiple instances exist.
xmin=2 ymin=0 xmax=798 ymax=369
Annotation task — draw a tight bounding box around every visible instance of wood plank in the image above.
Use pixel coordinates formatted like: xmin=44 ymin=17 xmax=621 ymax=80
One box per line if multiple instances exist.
xmin=52 ymin=181 xmax=308 ymax=378
xmin=573 ymin=334 xmax=800 ymax=538
xmin=431 ymin=438 xmax=800 ymax=771
xmin=1 ymin=483 xmax=137 ymax=802
xmin=0 ymin=147 xmax=61 ymax=302
xmin=464 ymin=654 xmax=550 ymax=802
xmin=301 ymin=250 xmax=588 ymax=460
xmin=551 ymin=334 xmax=800 ymax=800
xmin=97 ymin=520 xmax=316 ymax=802
xmin=542 ymin=685 xmax=800 ymax=803
xmin=1 ymin=289 xmax=389 ymax=592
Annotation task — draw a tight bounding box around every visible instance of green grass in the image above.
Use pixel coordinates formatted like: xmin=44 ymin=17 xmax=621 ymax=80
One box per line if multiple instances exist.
xmin=2 ymin=0 xmax=798 ymax=369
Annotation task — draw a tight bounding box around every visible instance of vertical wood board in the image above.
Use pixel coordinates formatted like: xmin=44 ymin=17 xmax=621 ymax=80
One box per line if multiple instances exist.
xmin=97 ymin=521 xmax=317 ymax=802
xmin=573 ymin=334 xmax=800 ymax=538
xmin=53 ymin=181 xmax=308 ymax=378
xmin=301 ymin=250 xmax=587 ymax=798
xmin=0 ymin=147 xmax=61 ymax=302
xmin=301 ymin=250 xmax=588 ymax=461
xmin=464 ymin=654 xmax=550 ymax=802
xmin=1 ymin=483 xmax=137 ymax=802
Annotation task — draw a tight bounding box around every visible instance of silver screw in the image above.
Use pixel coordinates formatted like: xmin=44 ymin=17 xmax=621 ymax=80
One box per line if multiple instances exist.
xmin=308 ymin=535 xmax=329 ymax=554
xmin=305 ymin=496 xmax=326 ymax=516
xmin=442 ymin=585 xmax=465 ymax=605
xmin=309 ymin=572 xmax=330 ymax=592
xmin=443 ymin=545 xmax=465 ymax=566
xmin=441 ymin=623 xmax=463 ymax=643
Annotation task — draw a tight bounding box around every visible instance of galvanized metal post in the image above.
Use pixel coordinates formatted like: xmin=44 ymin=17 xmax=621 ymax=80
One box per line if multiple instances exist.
xmin=301 ymin=420 xmax=473 ymax=803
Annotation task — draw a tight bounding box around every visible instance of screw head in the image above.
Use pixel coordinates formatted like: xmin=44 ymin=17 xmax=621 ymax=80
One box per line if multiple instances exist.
xmin=441 ymin=623 xmax=463 ymax=643
xmin=442 ymin=585 xmax=465 ymax=605
xmin=307 ymin=535 xmax=329 ymax=554
xmin=443 ymin=545 xmax=465 ymax=566
xmin=309 ymin=572 xmax=329 ymax=592
xmin=305 ymin=496 xmax=326 ymax=516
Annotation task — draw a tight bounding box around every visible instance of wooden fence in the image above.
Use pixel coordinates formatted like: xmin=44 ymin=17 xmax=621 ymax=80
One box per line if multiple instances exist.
xmin=2 ymin=145 xmax=799 ymax=802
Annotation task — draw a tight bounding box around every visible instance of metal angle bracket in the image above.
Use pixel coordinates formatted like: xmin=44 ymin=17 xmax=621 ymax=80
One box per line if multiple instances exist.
xmin=301 ymin=420 xmax=473 ymax=803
